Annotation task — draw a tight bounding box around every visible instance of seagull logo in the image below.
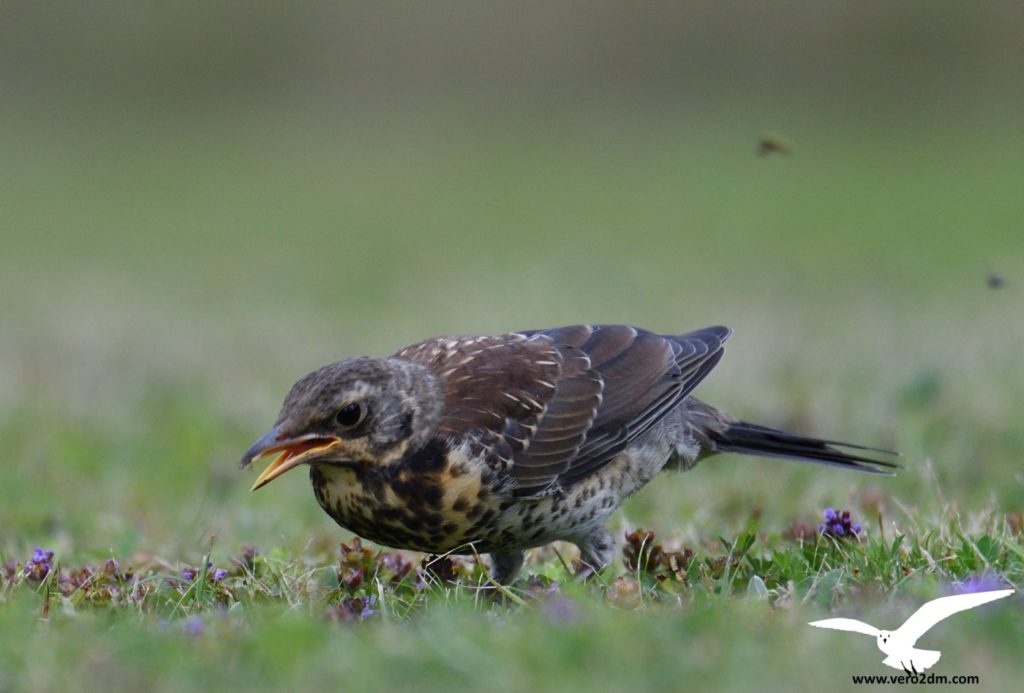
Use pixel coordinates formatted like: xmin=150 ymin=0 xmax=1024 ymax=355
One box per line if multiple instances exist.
xmin=809 ymin=589 xmax=1014 ymax=673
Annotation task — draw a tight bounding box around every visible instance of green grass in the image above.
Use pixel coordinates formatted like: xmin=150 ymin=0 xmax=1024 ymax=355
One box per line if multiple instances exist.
xmin=2 ymin=102 xmax=1023 ymax=691
xmin=2 ymin=524 xmax=1023 ymax=691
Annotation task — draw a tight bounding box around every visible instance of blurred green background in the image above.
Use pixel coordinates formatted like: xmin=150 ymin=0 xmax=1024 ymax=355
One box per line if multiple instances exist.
xmin=1 ymin=2 xmax=1023 ymax=690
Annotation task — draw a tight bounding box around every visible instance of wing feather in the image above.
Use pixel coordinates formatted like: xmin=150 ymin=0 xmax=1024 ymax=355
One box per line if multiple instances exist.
xmin=555 ymin=326 xmax=729 ymax=489
xmin=397 ymin=325 xmax=730 ymax=497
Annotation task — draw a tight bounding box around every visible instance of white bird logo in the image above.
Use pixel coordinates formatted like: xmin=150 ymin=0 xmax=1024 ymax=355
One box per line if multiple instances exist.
xmin=809 ymin=589 xmax=1014 ymax=673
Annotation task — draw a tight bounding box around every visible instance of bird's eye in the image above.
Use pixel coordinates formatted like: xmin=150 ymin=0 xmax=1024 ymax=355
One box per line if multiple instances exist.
xmin=335 ymin=402 xmax=365 ymax=428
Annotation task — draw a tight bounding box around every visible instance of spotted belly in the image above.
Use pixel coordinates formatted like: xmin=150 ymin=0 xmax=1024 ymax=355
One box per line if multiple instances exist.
xmin=309 ymin=453 xmax=507 ymax=553
xmin=307 ymin=442 xmax=655 ymax=555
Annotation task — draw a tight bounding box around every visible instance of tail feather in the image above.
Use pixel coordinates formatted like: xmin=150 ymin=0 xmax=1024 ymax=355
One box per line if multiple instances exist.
xmin=707 ymin=420 xmax=899 ymax=475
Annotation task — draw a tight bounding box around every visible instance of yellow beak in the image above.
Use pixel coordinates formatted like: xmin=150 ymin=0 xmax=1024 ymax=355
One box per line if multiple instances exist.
xmin=242 ymin=431 xmax=342 ymax=491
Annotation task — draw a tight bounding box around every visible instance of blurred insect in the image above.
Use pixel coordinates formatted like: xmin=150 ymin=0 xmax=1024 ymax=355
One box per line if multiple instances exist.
xmin=757 ymin=133 xmax=793 ymax=157
xmin=986 ymin=273 xmax=1006 ymax=289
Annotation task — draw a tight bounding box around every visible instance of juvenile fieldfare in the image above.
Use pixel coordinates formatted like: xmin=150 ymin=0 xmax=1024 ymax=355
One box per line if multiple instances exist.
xmin=241 ymin=324 xmax=896 ymax=583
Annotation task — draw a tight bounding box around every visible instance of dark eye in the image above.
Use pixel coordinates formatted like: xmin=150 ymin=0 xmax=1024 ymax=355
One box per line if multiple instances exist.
xmin=335 ymin=402 xmax=365 ymax=428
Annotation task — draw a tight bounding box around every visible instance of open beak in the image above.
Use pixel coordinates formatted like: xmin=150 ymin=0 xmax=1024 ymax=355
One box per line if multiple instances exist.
xmin=241 ymin=427 xmax=342 ymax=491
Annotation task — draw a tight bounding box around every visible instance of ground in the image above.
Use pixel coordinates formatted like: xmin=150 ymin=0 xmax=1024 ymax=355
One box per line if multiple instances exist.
xmin=1 ymin=103 xmax=1022 ymax=691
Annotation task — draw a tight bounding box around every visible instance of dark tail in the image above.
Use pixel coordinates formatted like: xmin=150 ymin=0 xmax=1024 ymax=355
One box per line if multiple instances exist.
xmin=706 ymin=420 xmax=899 ymax=475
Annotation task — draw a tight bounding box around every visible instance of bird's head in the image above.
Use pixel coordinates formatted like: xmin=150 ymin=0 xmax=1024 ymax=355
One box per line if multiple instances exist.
xmin=240 ymin=357 xmax=444 ymax=490
xmin=877 ymin=630 xmax=892 ymax=646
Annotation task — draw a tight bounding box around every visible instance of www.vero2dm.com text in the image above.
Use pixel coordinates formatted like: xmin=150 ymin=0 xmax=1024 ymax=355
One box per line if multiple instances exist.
xmin=851 ymin=672 xmax=979 ymax=685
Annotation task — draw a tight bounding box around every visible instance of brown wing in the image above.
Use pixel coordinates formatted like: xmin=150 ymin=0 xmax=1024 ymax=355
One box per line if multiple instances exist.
xmin=395 ymin=325 xmax=731 ymax=498
xmin=393 ymin=334 xmax=566 ymax=470
xmin=521 ymin=325 xmax=731 ymax=494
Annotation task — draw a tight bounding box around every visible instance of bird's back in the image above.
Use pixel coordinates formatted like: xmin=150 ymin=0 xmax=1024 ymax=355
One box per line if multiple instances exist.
xmin=395 ymin=324 xmax=732 ymax=498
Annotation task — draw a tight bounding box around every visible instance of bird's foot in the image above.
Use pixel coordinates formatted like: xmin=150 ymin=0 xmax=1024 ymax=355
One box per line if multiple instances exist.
xmin=574 ymin=529 xmax=613 ymax=581
xmin=488 ymin=551 xmax=524 ymax=586
xmin=572 ymin=559 xmax=603 ymax=581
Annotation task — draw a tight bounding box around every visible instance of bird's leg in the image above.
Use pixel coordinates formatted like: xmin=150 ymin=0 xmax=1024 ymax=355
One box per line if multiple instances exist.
xmin=489 ymin=551 xmax=525 ymax=585
xmin=574 ymin=528 xmax=614 ymax=579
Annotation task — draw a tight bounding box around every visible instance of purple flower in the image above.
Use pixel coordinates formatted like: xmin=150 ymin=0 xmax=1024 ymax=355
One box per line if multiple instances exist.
xmin=818 ymin=508 xmax=862 ymax=540
xmin=182 ymin=561 xmax=225 ymax=582
xmin=359 ymin=595 xmax=378 ymax=619
xmin=183 ymin=616 xmax=205 ymax=636
xmin=326 ymin=595 xmax=378 ymax=623
xmin=543 ymin=594 xmax=580 ymax=624
xmin=23 ymin=547 xmax=54 ymax=581
xmin=958 ymin=575 xmax=1005 ymax=594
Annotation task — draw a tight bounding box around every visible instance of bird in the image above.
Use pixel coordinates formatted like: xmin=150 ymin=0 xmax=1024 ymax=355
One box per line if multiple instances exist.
xmin=240 ymin=324 xmax=897 ymax=583
xmin=809 ymin=589 xmax=1015 ymax=672
xmin=986 ymin=273 xmax=1006 ymax=290
xmin=757 ymin=132 xmax=793 ymax=157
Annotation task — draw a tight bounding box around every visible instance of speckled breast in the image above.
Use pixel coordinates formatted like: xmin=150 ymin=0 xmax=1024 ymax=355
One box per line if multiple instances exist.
xmin=307 ymin=439 xmax=650 ymax=555
xmin=307 ymin=440 xmax=512 ymax=553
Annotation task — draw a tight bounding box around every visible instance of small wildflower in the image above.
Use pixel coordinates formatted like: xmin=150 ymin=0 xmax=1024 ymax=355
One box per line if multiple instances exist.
xmin=707 ymin=554 xmax=741 ymax=580
xmin=544 ymin=594 xmax=580 ymax=624
xmin=338 ymin=539 xmax=379 ymax=591
xmin=818 ymin=508 xmax=862 ymax=540
xmin=211 ymin=568 xmax=228 ymax=581
xmin=418 ymin=555 xmax=471 ymax=584
xmin=66 ymin=566 xmax=94 ymax=589
xmin=23 ymin=547 xmax=54 ymax=581
xmin=326 ymin=595 xmax=378 ymax=623
xmin=234 ymin=546 xmax=259 ymax=571
xmin=622 ymin=529 xmax=692 ymax=578
xmin=181 ymin=561 xmax=221 ymax=582
xmin=522 ymin=575 xmax=559 ymax=600
xmin=623 ymin=529 xmax=659 ymax=572
xmin=379 ymin=552 xmax=414 ymax=583
xmin=958 ymin=575 xmax=1006 ymax=594
xmin=523 ymin=581 xmax=577 ymax=624
xmin=183 ymin=616 xmax=205 ymax=636
xmin=359 ymin=596 xmax=377 ymax=618
xmin=344 ymin=568 xmax=364 ymax=591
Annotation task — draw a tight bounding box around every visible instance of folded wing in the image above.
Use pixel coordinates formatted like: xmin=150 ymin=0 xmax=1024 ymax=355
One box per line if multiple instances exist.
xmin=397 ymin=325 xmax=731 ymax=498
